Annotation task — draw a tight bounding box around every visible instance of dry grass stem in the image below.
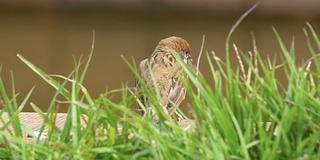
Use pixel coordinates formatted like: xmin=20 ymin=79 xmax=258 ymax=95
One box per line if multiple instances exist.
xmin=233 ymin=43 xmax=246 ymax=80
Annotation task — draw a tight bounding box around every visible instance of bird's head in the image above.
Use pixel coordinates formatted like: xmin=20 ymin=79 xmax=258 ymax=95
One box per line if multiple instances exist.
xmin=154 ymin=36 xmax=194 ymax=68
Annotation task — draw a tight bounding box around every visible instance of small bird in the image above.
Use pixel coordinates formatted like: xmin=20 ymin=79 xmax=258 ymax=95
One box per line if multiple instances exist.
xmin=135 ymin=36 xmax=195 ymax=121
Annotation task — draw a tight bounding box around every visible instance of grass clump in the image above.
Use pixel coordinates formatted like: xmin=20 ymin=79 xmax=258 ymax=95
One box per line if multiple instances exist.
xmin=1 ymin=19 xmax=320 ymax=160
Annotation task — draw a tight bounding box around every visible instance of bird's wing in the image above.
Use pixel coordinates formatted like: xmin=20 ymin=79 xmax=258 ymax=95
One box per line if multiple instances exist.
xmin=165 ymin=77 xmax=186 ymax=114
xmin=135 ymin=58 xmax=149 ymax=90
xmin=135 ymin=58 xmax=149 ymax=115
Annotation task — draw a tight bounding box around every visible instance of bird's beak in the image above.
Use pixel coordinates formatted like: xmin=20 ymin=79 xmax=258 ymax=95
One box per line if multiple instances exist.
xmin=183 ymin=57 xmax=189 ymax=64
xmin=186 ymin=58 xmax=196 ymax=71
xmin=183 ymin=54 xmax=192 ymax=63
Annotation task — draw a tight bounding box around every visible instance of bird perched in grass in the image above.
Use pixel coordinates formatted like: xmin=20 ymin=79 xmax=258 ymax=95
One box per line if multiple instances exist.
xmin=135 ymin=36 xmax=195 ymax=122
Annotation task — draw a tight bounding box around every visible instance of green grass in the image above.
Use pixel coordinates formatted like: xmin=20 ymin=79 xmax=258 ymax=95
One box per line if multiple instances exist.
xmin=1 ymin=18 xmax=320 ymax=160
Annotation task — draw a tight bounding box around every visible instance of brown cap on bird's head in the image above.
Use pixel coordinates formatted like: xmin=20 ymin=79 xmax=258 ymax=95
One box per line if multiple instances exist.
xmin=153 ymin=36 xmax=192 ymax=61
xmin=158 ymin=36 xmax=191 ymax=54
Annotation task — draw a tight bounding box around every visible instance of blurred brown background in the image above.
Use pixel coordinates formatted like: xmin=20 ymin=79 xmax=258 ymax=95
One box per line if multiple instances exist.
xmin=0 ymin=0 xmax=320 ymax=112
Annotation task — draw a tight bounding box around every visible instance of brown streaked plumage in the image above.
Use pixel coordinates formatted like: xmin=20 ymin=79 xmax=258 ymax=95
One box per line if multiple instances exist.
xmin=135 ymin=36 xmax=195 ymax=121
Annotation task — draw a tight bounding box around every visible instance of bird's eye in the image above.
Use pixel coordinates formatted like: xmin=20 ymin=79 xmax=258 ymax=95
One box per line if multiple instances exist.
xmin=183 ymin=51 xmax=190 ymax=59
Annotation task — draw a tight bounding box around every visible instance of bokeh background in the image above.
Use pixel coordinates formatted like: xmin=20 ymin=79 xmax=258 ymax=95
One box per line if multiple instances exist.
xmin=1 ymin=0 xmax=320 ymax=112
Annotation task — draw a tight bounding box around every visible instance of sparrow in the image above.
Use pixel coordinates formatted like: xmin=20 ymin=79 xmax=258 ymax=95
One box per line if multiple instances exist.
xmin=135 ymin=36 xmax=195 ymax=121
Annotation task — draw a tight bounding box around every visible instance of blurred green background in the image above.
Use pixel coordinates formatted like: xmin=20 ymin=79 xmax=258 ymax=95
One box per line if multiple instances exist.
xmin=0 ymin=1 xmax=319 ymax=112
